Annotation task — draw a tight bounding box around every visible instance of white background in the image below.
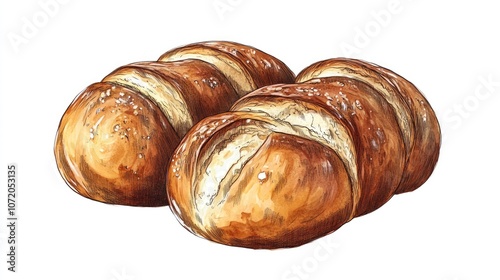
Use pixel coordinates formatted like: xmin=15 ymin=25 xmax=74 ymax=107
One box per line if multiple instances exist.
xmin=1 ymin=0 xmax=499 ymax=279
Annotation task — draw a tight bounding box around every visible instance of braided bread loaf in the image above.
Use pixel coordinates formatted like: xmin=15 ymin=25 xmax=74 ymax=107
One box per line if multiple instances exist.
xmin=54 ymin=41 xmax=295 ymax=207
xmin=166 ymin=58 xmax=441 ymax=249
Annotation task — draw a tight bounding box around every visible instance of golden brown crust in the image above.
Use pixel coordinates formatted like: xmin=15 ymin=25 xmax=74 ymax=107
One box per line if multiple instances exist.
xmin=55 ymin=41 xmax=440 ymax=248
xmin=167 ymin=112 xmax=353 ymax=249
xmin=297 ymin=58 xmax=441 ymax=194
xmin=167 ymin=79 xmax=406 ymax=247
xmin=232 ymin=78 xmax=406 ymax=216
xmin=296 ymin=58 xmax=415 ymax=156
xmin=54 ymin=82 xmax=177 ymax=206
xmin=197 ymin=41 xmax=296 ymax=88
xmin=55 ymin=59 xmax=240 ymax=207
xmin=167 ymin=60 xmax=440 ymax=248
xmin=358 ymin=61 xmax=441 ymax=193
xmin=158 ymin=41 xmax=295 ymax=96
xmin=55 ymin=41 xmax=296 ymax=207
xmin=103 ymin=60 xmax=240 ymax=137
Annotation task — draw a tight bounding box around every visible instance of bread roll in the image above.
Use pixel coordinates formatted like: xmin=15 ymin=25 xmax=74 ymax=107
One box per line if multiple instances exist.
xmin=166 ymin=60 xmax=441 ymax=248
xmin=159 ymin=41 xmax=295 ymax=97
xmin=54 ymin=41 xmax=295 ymax=206
xmin=296 ymin=58 xmax=441 ymax=193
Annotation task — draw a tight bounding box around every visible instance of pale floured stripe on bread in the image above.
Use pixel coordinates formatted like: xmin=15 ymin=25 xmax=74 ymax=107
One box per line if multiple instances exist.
xmin=102 ymin=66 xmax=193 ymax=137
xmin=190 ymin=99 xmax=359 ymax=229
xmin=296 ymin=59 xmax=414 ymax=156
xmin=159 ymin=47 xmax=255 ymax=97
xmin=193 ymin=120 xmax=274 ymax=227
xmin=231 ymin=101 xmax=360 ymax=219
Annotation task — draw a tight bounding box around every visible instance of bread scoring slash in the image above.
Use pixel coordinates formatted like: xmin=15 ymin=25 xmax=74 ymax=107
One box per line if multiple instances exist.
xmin=167 ymin=58 xmax=441 ymax=249
xmin=53 ymin=41 xmax=295 ymax=207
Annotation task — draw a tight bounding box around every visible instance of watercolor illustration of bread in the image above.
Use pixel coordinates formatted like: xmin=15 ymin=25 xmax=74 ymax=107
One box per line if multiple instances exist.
xmin=166 ymin=58 xmax=440 ymax=249
xmin=54 ymin=41 xmax=295 ymax=207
